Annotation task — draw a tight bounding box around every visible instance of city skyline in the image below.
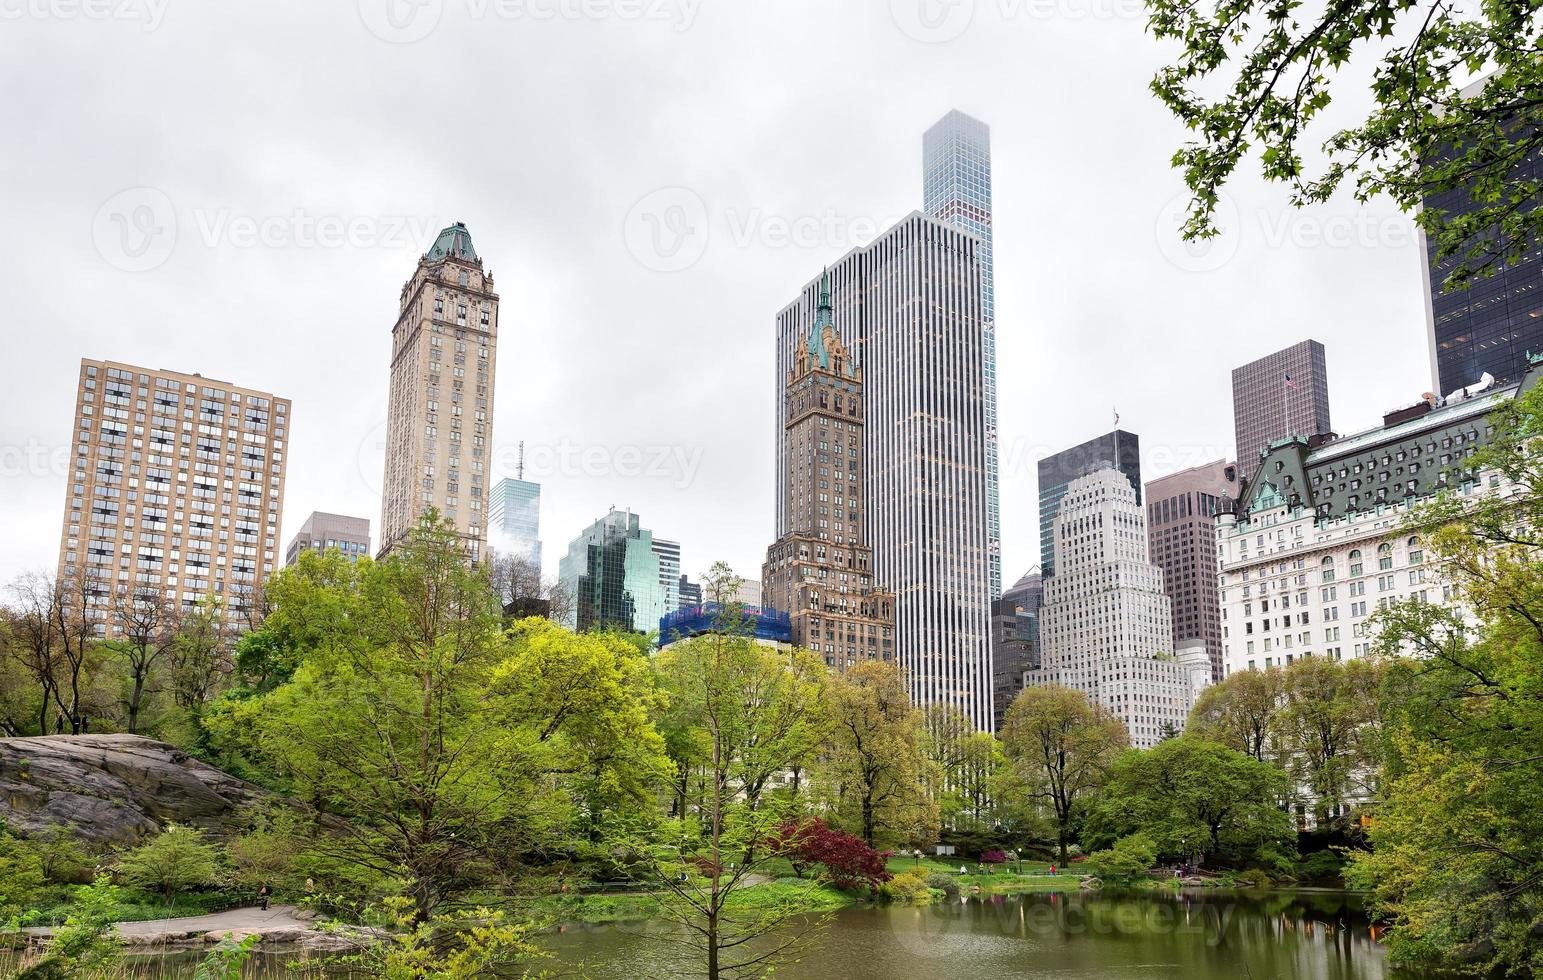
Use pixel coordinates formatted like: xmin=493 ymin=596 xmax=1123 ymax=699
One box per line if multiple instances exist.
xmin=0 ymin=10 xmax=1432 ymax=598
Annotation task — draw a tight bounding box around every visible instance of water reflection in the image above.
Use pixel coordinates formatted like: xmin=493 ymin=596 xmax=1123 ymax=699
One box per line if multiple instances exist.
xmin=544 ymin=889 xmax=1431 ymax=980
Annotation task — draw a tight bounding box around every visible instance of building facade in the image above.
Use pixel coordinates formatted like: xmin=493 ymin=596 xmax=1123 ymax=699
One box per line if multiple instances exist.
xmin=924 ymin=109 xmax=1001 ymax=597
xmin=488 ymin=477 xmax=541 ymax=567
xmin=1421 ymin=117 xmax=1543 ymax=394
xmin=1145 ymin=460 xmax=1239 ymax=682
xmin=651 ymin=538 xmax=682 ymax=613
xmin=677 ymin=574 xmax=701 ymax=609
xmin=1232 ymin=340 xmax=1332 ymax=480
xmin=774 ymin=217 xmax=993 ymax=728
xmin=1037 ymin=429 xmax=1141 ymax=578
xmin=557 ymin=508 xmax=667 ymax=634
xmin=1032 ymin=468 xmax=1205 ymax=749
xmin=764 ymin=275 xmax=896 ymax=672
xmin=990 ymin=567 xmax=1042 ymax=730
xmin=1218 ymin=359 xmax=1540 ymax=677
xmin=379 ymin=222 xmax=498 ymax=561
xmin=58 ymin=359 xmax=290 ymax=632
xmin=284 ymin=512 xmax=370 ymax=566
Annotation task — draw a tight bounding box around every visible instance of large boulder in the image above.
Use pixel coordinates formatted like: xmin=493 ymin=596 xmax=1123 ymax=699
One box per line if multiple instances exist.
xmin=0 ymin=734 xmax=272 ymax=845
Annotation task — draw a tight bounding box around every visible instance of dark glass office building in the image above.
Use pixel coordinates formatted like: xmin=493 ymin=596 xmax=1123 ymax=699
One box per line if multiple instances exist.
xmin=1424 ymin=132 xmax=1543 ymax=393
xmin=1036 ymin=430 xmax=1141 ymax=577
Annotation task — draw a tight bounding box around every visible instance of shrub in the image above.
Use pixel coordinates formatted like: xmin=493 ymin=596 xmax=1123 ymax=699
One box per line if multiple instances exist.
xmin=980 ymin=849 xmax=1006 ymax=864
xmin=925 ymin=872 xmax=960 ymax=899
xmin=769 ymin=818 xmax=890 ymax=890
xmin=1238 ymin=868 xmax=1273 ymax=889
xmin=116 ymin=824 xmax=221 ymax=903
xmin=0 ymin=829 xmax=46 ymax=916
xmin=1083 ymin=834 xmax=1157 ymax=885
xmin=1296 ymin=849 xmax=1345 ymax=882
xmin=879 ymin=867 xmax=932 ymax=904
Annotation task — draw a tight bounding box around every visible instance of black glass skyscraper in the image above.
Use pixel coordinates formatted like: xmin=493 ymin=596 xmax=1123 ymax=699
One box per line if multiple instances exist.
xmin=1036 ymin=430 xmax=1141 ymax=578
xmin=1423 ymin=132 xmax=1543 ymax=393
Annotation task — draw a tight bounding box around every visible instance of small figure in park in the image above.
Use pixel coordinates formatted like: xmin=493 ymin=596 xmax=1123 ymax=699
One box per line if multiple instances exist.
xmin=304 ymin=877 xmax=315 ymax=893
xmin=258 ymin=883 xmax=270 ymax=911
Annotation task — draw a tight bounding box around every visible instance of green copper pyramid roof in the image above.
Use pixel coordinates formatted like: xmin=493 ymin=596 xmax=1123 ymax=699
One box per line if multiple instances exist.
xmin=425 ymin=222 xmax=478 ymax=263
xmin=808 ymin=269 xmax=834 ymax=370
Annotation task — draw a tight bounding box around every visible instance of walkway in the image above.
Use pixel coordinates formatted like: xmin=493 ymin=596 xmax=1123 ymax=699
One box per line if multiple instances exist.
xmin=25 ymin=904 xmax=311 ymax=938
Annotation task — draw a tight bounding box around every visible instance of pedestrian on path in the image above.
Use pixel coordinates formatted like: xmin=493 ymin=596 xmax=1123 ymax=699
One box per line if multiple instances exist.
xmin=258 ymin=884 xmax=270 ymax=911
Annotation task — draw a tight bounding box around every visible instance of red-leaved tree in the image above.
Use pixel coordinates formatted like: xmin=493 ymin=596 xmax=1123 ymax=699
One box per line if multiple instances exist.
xmin=770 ymin=818 xmax=891 ymax=890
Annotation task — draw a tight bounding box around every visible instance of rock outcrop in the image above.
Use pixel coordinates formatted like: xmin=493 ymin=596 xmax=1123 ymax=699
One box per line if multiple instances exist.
xmin=0 ymin=734 xmax=272 ymax=845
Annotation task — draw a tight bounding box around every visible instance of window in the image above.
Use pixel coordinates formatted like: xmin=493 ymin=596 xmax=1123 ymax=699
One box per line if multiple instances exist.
xmin=1349 ymin=549 xmax=1363 ymax=576
xmin=1320 ymin=556 xmax=1335 ymax=582
xmin=1378 ymin=543 xmax=1393 ymax=570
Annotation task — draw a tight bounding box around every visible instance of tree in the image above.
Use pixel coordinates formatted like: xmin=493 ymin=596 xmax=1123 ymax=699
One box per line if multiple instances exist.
xmin=1277 ymin=656 xmax=1385 ymax=827
xmin=770 ymin=818 xmax=889 ymax=891
xmin=1084 ymin=737 xmax=1294 ymax=869
xmin=116 ymin=824 xmax=221 ymax=903
xmin=212 ymin=512 xmax=668 ymax=920
xmin=1188 ymin=666 xmax=1283 ymax=762
xmin=920 ymin=703 xmax=1002 ymax=832
xmin=1348 ymin=379 xmax=1543 ymax=975
xmin=106 ymin=583 xmax=177 ymax=734
xmin=170 ymin=595 xmax=233 ymax=713
xmin=822 ymin=660 xmax=936 ymax=848
xmin=1148 ymin=0 xmax=1543 ymax=294
xmin=643 ymin=596 xmax=832 ymax=980
xmin=3 ymin=584 xmax=63 ymax=736
xmin=1084 ymin=833 xmax=1158 ymax=886
xmin=999 ymin=684 xmax=1127 ymax=864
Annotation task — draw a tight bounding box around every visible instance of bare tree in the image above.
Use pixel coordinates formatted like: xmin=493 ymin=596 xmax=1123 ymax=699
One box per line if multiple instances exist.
xmin=488 ymin=550 xmax=570 ymax=622
xmin=7 ymin=576 xmax=62 ymax=734
xmin=109 ymin=583 xmax=179 ymax=734
xmin=46 ymin=565 xmax=107 ymax=733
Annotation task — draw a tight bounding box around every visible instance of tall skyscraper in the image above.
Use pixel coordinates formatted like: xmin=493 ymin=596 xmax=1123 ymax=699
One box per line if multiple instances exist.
xmin=1036 ymin=429 xmax=1141 ymax=578
xmin=489 ymin=477 xmax=542 ymax=567
xmin=1421 ymin=113 xmax=1543 ymax=394
xmin=924 ymin=109 xmax=1000 ymax=597
xmin=677 ymin=574 xmax=701 ymax=609
xmin=1231 ymin=340 xmax=1331 ymax=479
xmin=380 ymin=222 xmax=499 ymax=562
xmin=284 ymin=512 xmax=370 ymax=566
xmin=1145 ymin=460 xmax=1239 ymax=683
xmin=58 ymin=359 xmax=291 ymax=632
xmin=557 ymin=508 xmax=666 ymax=634
xmin=1034 ymin=469 xmax=1206 ymax=749
xmin=651 ymin=537 xmax=682 ymax=613
xmin=764 ymin=274 xmax=896 ymax=672
xmin=775 ymin=215 xmax=993 ymax=730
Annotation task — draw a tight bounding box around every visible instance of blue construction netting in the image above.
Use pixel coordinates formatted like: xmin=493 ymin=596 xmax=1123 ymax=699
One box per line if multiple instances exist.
xmin=658 ymin=603 xmax=792 ymax=645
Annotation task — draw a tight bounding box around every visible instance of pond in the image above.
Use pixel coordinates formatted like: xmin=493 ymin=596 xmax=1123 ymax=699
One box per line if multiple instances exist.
xmin=0 ymin=888 xmax=1431 ymax=978
xmin=541 ymin=889 xmax=1427 ymax=980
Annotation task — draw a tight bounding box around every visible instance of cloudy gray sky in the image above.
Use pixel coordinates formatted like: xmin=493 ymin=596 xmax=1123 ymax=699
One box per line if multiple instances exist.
xmin=0 ymin=0 xmax=1433 ymax=590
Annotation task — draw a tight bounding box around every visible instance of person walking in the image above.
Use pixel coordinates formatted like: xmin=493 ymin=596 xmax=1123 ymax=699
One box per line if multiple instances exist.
xmin=258 ymin=884 xmax=270 ymax=911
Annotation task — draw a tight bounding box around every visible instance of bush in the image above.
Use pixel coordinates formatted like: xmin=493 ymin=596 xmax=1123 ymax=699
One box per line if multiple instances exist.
xmin=0 ymin=830 xmax=46 ymax=916
xmin=1083 ymin=834 xmax=1157 ymax=885
xmin=115 ymin=824 xmax=221 ymax=903
xmin=1296 ymin=849 xmax=1345 ymax=882
xmin=925 ymin=872 xmax=960 ymax=899
xmin=980 ymin=849 xmax=1006 ymax=864
xmin=878 ymin=868 xmax=932 ymax=904
xmin=1238 ymin=868 xmax=1273 ymax=889
xmin=769 ymin=818 xmax=890 ymax=891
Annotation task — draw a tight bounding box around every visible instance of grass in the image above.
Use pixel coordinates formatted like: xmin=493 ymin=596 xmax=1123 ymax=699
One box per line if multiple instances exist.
xmin=521 ymin=876 xmax=858 ymax=924
xmin=882 ymin=855 xmax=1086 ymax=894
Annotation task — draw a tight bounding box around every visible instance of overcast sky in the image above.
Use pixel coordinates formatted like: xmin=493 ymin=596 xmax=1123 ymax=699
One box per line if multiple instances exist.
xmin=0 ymin=0 xmax=1434 ymax=590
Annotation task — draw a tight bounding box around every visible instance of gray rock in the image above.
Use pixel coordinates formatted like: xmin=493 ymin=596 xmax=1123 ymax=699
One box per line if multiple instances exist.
xmin=0 ymin=734 xmax=272 ymax=845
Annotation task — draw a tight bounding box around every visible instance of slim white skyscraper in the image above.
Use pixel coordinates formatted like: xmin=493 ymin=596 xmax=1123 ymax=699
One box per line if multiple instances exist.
xmin=925 ymin=110 xmax=1000 ymax=597
xmin=489 ymin=477 xmax=541 ymax=567
xmin=776 ymin=212 xmax=994 ymax=730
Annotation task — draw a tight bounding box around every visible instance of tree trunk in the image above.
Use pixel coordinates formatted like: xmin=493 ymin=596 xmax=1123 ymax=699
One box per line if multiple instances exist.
xmin=128 ymin=673 xmax=146 ymax=735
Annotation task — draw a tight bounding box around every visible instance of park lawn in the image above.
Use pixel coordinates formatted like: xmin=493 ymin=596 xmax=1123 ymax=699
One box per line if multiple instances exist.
xmin=884 ymin=855 xmax=1086 ymax=893
xmin=525 ymin=876 xmax=858 ymax=925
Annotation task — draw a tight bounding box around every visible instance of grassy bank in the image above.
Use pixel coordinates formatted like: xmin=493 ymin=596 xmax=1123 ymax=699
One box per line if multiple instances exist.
xmin=882 ymin=855 xmax=1086 ymax=894
xmin=524 ymin=877 xmax=858 ymax=925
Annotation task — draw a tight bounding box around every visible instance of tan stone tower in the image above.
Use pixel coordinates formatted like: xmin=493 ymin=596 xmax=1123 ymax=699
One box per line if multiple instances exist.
xmin=379 ymin=223 xmax=498 ymax=561
xmin=763 ymin=272 xmax=894 ymax=671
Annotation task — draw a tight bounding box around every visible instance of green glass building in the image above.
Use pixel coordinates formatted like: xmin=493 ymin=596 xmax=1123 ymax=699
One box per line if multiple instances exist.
xmin=557 ymin=508 xmax=667 ymax=634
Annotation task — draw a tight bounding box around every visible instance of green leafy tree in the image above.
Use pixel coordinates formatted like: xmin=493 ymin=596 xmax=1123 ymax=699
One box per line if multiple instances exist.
xmin=326 ymin=896 xmax=546 ymax=979
xmin=821 ymin=660 xmax=937 ymax=848
xmin=999 ymin=684 xmax=1127 ymax=864
xmin=105 ymin=584 xmax=178 ymax=735
xmin=1277 ymin=656 xmax=1386 ymax=827
xmin=644 ymin=587 xmax=833 ymax=980
xmin=1348 ymin=379 xmax=1543 ymax=975
xmin=116 ymin=824 xmax=221 ymax=903
xmin=1147 ymin=0 xmax=1543 ymax=294
xmin=1188 ymin=666 xmax=1283 ymax=762
xmin=0 ymin=829 xmax=45 ymax=919
xmin=1084 ymin=737 xmax=1294 ymax=869
xmin=10 ymin=875 xmax=122 ymax=979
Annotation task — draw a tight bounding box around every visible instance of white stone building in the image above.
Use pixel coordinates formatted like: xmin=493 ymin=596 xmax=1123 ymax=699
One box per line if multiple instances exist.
xmin=1218 ymin=359 xmax=1540 ymax=676
xmin=1031 ymin=468 xmax=1207 ymax=748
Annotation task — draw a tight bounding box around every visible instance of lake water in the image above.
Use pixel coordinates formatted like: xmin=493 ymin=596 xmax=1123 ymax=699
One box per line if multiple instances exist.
xmin=541 ymin=889 xmax=1425 ymax=980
